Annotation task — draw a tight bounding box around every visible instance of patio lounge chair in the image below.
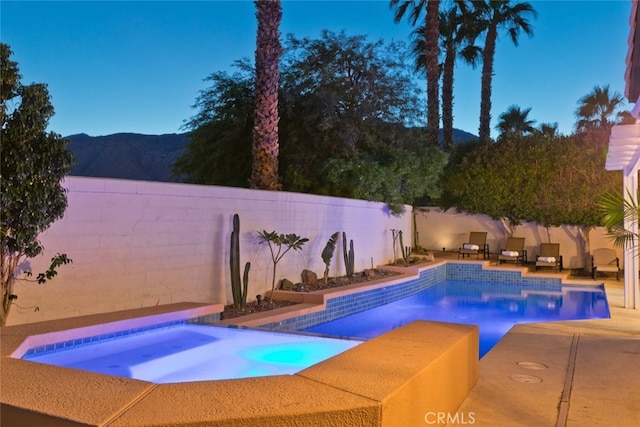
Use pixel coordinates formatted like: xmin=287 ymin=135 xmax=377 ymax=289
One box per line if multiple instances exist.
xmin=591 ymin=248 xmax=620 ymax=280
xmin=535 ymin=243 xmax=563 ymax=272
xmin=458 ymin=231 xmax=489 ymax=259
xmin=498 ymin=237 xmax=527 ymax=266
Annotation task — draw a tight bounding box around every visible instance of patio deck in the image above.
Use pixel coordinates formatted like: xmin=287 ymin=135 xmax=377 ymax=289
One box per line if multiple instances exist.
xmin=435 ymin=250 xmax=640 ymax=427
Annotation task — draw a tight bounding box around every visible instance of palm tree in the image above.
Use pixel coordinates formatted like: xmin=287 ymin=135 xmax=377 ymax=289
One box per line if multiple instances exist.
xmin=466 ymin=0 xmax=537 ymax=142
xmin=390 ymin=0 xmax=440 ymax=145
xmin=575 ymin=84 xmax=625 ymax=133
xmin=617 ymin=110 xmax=637 ymax=125
xmin=538 ymin=122 xmax=559 ymax=137
xmin=251 ymin=0 xmax=283 ymax=190
xmin=495 ymin=104 xmax=536 ymax=137
xmin=599 ymin=190 xmax=639 ymax=252
xmin=411 ymin=4 xmax=482 ymax=151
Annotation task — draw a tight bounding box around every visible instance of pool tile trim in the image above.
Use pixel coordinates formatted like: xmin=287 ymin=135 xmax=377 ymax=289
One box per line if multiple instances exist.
xmin=226 ymin=260 xmax=599 ymax=331
xmin=11 ymin=303 xmax=223 ymax=359
xmin=13 ymin=261 xmax=598 ymax=360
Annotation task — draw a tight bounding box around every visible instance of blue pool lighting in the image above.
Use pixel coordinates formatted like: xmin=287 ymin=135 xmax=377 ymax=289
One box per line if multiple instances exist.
xmin=302 ymin=279 xmax=609 ymax=357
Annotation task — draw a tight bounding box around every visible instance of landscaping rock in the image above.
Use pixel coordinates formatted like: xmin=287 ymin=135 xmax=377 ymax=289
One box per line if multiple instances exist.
xmin=301 ymin=269 xmax=318 ymax=285
xmin=280 ymin=278 xmax=295 ymax=290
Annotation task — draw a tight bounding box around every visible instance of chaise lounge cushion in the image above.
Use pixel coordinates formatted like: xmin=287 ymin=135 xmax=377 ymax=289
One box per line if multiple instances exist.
xmin=501 ymin=250 xmax=519 ymax=257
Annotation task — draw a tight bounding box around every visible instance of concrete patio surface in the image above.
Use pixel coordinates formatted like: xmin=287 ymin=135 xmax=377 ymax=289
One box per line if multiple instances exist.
xmin=435 ymin=251 xmax=640 ymax=427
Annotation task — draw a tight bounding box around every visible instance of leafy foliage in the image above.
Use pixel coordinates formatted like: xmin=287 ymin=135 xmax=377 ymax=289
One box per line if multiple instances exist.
xmin=495 ymin=104 xmax=537 ymax=138
xmin=175 ymin=30 xmax=446 ymax=210
xmin=1 ymin=43 xmax=75 ymax=325
xmin=173 ymin=60 xmax=255 ymax=186
xmin=575 ymin=84 xmax=625 ymax=133
xmin=441 ymin=132 xmax=621 ymax=265
xmin=598 ymin=190 xmax=639 ymax=251
xmin=440 ymin=131 xmax=620 ymax=259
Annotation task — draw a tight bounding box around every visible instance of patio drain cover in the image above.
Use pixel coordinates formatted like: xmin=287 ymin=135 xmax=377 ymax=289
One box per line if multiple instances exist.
xmin=517 ymin=361 xmax=548 ymax=370
xmin=509 ymin=374 xmax=543 ymax=383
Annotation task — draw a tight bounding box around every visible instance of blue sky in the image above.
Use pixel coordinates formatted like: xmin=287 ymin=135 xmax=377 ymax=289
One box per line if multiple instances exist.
xmin=1 ymin=1 xmax=633 ymax=138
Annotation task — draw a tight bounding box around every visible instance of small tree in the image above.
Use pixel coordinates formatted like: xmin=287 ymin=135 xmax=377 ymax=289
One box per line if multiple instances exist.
xmin=1 ymin=43 xmax=75 ymax=326
xmin=321 ymin=232 xmax=339 ymax=285
xmin=257 ymin=230 xmax=308 ymax=302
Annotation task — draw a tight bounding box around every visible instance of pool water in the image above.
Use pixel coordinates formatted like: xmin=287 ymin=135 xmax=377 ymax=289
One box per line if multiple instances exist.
xmin=302 ymin=280 xmax=610 ymax=357
xmin=22 ymin=324 xmax=362 ymax=383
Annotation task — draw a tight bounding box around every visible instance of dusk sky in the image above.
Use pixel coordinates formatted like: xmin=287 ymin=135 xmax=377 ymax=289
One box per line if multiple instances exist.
xmin=2 ymin=1 xmax=633 ymax=139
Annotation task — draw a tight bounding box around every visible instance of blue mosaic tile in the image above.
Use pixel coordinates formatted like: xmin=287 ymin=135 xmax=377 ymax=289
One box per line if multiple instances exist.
xmin=21 ymin=319 xmax=188 ymax=359
xmin=258 ymin=262 xmax=565 ymax=332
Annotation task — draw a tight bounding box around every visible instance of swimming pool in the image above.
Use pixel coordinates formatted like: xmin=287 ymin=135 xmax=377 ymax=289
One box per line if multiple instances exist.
xmin=22 ymin=324 xmax=362 ymax=383
xmin=302 ymin=279 xmax=610 ymax=357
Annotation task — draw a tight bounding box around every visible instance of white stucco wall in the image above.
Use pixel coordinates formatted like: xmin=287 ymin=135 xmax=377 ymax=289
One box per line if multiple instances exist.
xmin=415 ymin=207 xmax=621 ymax=270
xmin=9 ymin=177 xmax=410 ymax=326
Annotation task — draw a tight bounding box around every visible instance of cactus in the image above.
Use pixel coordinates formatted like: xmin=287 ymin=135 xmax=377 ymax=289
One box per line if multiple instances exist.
xmin=322 ymin=232 xmax=340 ymax=285
xmin=342 ymin=232 xmax=355 ymax=277
xmin=230 ymin=213 xmax=250 ymax=310
xmin=399 ymin=230 xmax=411 ymax=263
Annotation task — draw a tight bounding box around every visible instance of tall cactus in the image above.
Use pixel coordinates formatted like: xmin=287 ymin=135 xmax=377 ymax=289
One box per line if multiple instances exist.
xmin=230 ymin=213 xmax=250 ymax=310
xmin=399 ymin=230 xmax=411 ymax=263
xmin=342 ymin=232 xmax=355 ymax=277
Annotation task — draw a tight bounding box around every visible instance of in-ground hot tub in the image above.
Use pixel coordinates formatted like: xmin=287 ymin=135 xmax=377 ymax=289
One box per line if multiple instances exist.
xmin=1 ymin=302 xmax=478 ymax=426
xmin=21 ymin=323 xmax=362 ymax=383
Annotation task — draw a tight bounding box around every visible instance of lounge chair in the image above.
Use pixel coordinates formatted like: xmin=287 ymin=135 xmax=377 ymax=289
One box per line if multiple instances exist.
xmin=458 ymin=231 xmax=489 ymax=259
xmin=535 ymin=243 xmax=563 ymax=272
xmin=498 ymin=237 xmax=527 ymax=266
xmin=591 ymin=248 xmax=620 ymax=280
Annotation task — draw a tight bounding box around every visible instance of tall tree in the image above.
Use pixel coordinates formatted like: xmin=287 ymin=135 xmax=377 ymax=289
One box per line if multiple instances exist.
xmin=1 ymin=43 xmax=74 ymax=326
xmin=176 ymin=31 xmax=443 ymax=210
xmin=252 ymin=0 xmax=283 ymax=190
xmin=174 ymin=60 xmax=255 ymax=186
xmin=411 ymin=4 xmax=482 ymax=151
xmin=575 ymin=84 xmax=625 ymax=133
xmin=538 ymin=122 xmax=559 ymax=137
xmin=467 ymin=0 xmax=537 ymax=142
xmin=495 ymin=104 xmax=536 ymax=138
xmin=390 ymin=0 xmax=440 ymax=145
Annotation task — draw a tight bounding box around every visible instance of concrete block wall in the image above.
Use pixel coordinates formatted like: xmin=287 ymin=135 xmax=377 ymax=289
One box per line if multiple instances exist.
xmin=415 ymin=207 xmax=620 ymax=270
xmin=9 ymin=177 xmax=410 ymax=326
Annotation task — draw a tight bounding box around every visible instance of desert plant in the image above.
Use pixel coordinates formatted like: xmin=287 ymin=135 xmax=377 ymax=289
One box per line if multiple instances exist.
xmin=391 ymin=229 xmax=401 ymax=264
xmin=257 ymin=230 xmax=308 ymax=302
xmin=321 ymin=232 xmax=340 ymax=285
xmin=342 ymin=232 xmax=355 ymax=277
xmin=390 ymin=229 xmax=411 ymax=265
xmin=230 ymin=214 xmax=251 ymax=310
xmin=399 ymin=230 xmax=412 ymax=263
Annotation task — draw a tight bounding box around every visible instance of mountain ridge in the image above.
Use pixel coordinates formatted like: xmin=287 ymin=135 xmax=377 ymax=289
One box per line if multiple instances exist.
xmin=65 ymin=129 xmax=478 ymax=183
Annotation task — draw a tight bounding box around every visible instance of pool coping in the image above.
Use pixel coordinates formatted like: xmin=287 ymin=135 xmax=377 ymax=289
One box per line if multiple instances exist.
xmin=0 ymin=302 xmax=478 ymax=426
xmin=0 ymin=260 xmax=610 ymax=426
